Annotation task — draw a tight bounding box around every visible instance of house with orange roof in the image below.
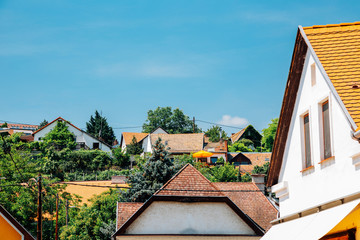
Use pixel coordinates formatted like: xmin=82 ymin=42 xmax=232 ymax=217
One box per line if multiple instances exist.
xmin=0 ymin=122 xmax=38 ymax=142
xmin=263 ymin=22 xmax=360 ymax=240
xmin=113 ymin=164 xmax=277 ymax=239
xmin=229 ymin=152 xmax=271 ymax=174
xmin=33 ymin=117 xmax=112 ymax=152
xmin=0 ymin=204 xmax=35 ymax=240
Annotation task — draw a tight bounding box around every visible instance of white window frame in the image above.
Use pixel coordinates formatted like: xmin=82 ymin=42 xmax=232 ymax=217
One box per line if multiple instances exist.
xmin=300 ymin=109 xmax=314 ymax=170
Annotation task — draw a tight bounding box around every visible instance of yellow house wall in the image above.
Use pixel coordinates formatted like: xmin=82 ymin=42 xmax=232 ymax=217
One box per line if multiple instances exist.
xmin=0 ymin=213 xmax=22 ymax=240
xmin=325 ymin=205 xmax=360 ymax=239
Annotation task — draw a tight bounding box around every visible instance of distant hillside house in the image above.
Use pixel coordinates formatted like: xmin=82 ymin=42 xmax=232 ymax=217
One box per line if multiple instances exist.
xmin=230 ymin=125 xmax=262 ymax=149
xmin=0 ymin=122 xmax=38 ymax=142
xmin=113 ymin=164 xmax=277 ymax=239
xmin=33 ymin=117 xmax=112 ymax=152
xmin=203 ymin=136 xmax=228 ymax=164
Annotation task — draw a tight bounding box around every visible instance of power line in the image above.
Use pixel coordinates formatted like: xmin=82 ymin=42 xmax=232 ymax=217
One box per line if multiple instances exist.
xmin=196 ymin=119 xmax=245 ymax=130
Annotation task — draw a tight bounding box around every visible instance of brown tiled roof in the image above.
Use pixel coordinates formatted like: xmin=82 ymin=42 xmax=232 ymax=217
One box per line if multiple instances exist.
xmin=241 ymin=152 xmax=271 ymax=173
xmin=230 ymin=128 xmax=246 ymax=143
xmin=117 ymin=202 xmax=143 ymax=229
xmin=156 ymin=164 xmax=223 ymax=196
xmin=303 ymin=22 xmax=360 ymax=128
xmin=203 ymin=137 xmax=228 ymax=152
xmin=213 ymin=182 xmax=278 ymax=231
xmin=150 ymin=133 xmax=204 ymax=153
xmin=122 ymin=132 xmax=149 ymax=145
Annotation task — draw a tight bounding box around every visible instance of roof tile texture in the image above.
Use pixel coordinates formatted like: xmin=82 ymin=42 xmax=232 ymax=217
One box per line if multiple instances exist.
xmin=122 ymin=132 xmax=149 ymax=145
xmin=303 ymin=22 xmax=360 ymax=127
xmin=241 ymin=153 xmax=271 ymax=173
xmin=150 ymin=133 xmax=204 ymax=153
xmin=213 ymin=182 xmax=277 ymax=231
xmin=117 ymin=202 xmax=143 ymax=229
xmin=156 ymin=164 xmax=223 ymax=196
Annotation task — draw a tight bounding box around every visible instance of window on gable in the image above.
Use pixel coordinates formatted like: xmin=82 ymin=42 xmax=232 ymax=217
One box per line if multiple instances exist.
xmin=322 ymin=101 xmax=332 ymax=159
xmin=311 ymin=63 xmax=316 ymax=86
xmin=303 ymin=113 xmax=312 ymax=168
xmin=93 ymin=142 xmax=99 ymax=149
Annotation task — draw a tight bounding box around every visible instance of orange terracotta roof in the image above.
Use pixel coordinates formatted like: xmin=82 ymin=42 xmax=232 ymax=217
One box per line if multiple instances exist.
xmin=303 ymin=22 xmax=360 ymax=127
xmin=241 ymin=153 xmax=271 ymax=173
xmin=213 ymin=182 xmax=277 ymax=231
xmin=122 ymin=132 xmax=149 ymax=145
xmin=156 ymin=164 xmax=223 ymax=196
xmin=117 ymin=202 xmax=142 ymax=229
xmin=0 ymin=123 xmax=38 ymax=130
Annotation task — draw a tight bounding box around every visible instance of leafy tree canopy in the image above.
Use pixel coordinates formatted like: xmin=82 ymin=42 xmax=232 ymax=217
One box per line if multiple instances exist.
xmin=142 ymin=107 xmax=201 ymax=134
xmin=41 ymin=120 xmax=77 ymax=151
xmin=205 ymin=125 xmax=228 ymax=142
xmin=228 ymin=142 xmax=253 ymax=152
xmin=261 ymin=118 xmax=279 ymax=152
xmin=210 ymin=162 xmax=239 ymax=182
xmin=86 ymin=110 xmax=116 ymax=146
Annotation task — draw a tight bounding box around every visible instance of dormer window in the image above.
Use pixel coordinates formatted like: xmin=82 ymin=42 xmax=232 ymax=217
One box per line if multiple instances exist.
xmin=321 ymin=100 xmax=332 ymax=160
xmin=303 ymin=113 xmax=312 ymax=169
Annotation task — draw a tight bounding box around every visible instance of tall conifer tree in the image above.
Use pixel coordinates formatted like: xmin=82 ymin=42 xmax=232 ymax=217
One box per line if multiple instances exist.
xmin=86 ymin=110 xmax=116 ymax=146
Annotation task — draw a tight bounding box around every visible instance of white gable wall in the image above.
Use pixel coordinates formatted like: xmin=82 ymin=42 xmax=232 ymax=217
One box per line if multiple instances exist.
xmin=274 ymin=50 xmax=360 ymax=216
xmin=34 ymin=120 xmax=111 ymax=152
xmin=125 ymin=201 xmax=256 ymax=235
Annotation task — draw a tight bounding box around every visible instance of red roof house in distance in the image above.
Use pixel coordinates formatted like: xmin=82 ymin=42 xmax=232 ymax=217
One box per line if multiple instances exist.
xmin=113 ymin=164 xmax=278 ymax=240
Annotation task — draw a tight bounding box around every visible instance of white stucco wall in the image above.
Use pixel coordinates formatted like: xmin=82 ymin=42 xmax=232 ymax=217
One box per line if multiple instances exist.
xmin=34 ymin=120 xmax=111 ymax=152
xmin=125 ymin=201 xmax=256 ymax=235
xmin=142 ymin=135 xmax=152 ymax=153
xmin=273 ymin=50 xmax=360 ymax=217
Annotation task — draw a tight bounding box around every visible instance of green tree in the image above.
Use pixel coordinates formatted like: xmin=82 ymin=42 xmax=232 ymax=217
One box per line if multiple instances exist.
xmin=262 ymin=118 xmax=279 ymax=152
xmin=38 ymin=119 xmax=48 ymax=129
xmin=40 ymin=121 xmax=77 ymax=151
xmin=142 ymin=107 xmax=201 ymax=134
xmin=121 ymin=138 xmax=175 ymax=202
xmin=60 ymin=189 xmax=118 ymax=240
xmin=228 ymin=142 xmax=253 ymax=152
xmin=205 ymin=125 xmax=228 ymax=142
xmin=126 ymin=136 xmax=143 ymax=155
xmin=86 ymin=110 xmax=116 ymax=146
xmin=210 ymin=162 xmax=239 ymax=182
xmin=112 ymin=147 xmax=130 ymax=168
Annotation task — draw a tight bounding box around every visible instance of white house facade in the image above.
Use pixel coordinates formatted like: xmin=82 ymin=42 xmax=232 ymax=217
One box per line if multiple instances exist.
xmin=263 ymin=22 xmax=360 ymax=240
xmin=33 ymin=117 xmax=112 ymax=152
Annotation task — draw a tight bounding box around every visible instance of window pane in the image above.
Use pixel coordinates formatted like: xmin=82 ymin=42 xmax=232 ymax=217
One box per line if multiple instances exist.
xmin=323 ymin=101 xmax=332 ymax=159
xmin=304 ymin=114 xmax=312 ymax=168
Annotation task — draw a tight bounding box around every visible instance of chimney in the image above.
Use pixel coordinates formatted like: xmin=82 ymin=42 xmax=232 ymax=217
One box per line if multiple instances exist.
xmin=251 ymin=174 xmax=266 ymax=194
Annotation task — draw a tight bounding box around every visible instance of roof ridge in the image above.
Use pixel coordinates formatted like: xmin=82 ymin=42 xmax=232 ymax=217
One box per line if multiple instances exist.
xmin=303 ymin=21 xmax=360 ymax=30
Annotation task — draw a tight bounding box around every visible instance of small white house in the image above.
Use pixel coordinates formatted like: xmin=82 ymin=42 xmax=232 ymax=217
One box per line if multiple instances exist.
xmin=33 ymin=117 xmax=112 ymax=152
xmin=263 ymin=22 xmax=360 ymax=240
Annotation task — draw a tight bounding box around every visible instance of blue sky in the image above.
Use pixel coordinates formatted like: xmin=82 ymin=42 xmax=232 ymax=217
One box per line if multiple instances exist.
xmin=1 ymin=0 xmax=360 ymax=138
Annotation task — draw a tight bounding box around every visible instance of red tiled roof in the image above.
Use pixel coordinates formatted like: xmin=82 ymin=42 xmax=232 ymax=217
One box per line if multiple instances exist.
xmin=230 ymin=127 xmax=247 ymax=143
xmin=117 ymin=202 xmax=143 ymax=229
xmin=151 ymin=133 xmax=204 ymax=153
xmin=0 ymin=123 xmax=38 ymax=130
xmin=156 ymin=164 xmax=223 ymax=196
xmin=213 ymin=182 xmax=278 ymax=231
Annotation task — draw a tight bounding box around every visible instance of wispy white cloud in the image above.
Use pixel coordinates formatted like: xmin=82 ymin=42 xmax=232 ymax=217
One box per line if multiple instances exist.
xmin=218 ymin=115 xmax=248 ymax=127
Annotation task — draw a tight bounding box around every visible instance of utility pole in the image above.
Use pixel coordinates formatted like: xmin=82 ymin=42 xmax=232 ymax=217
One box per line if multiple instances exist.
xmin=55 ymin=194 xmax=59 ymax=240
xmin=37 ymin=174 xmax=42 ymax=240
xmin=193 ymin=117 xmax=195 ymax=133
xmin=66 ymin=199 xmax=69 ymax=226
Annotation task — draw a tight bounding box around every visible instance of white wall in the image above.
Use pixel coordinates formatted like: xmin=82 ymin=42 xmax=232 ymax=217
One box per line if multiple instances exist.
xmin=273 ymin=50 xmax=360 ymax=216
xmin=34 ymin=120 xmax=111 ymax=152
xmin=125 ymin=201 xmax=256 ymax=235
